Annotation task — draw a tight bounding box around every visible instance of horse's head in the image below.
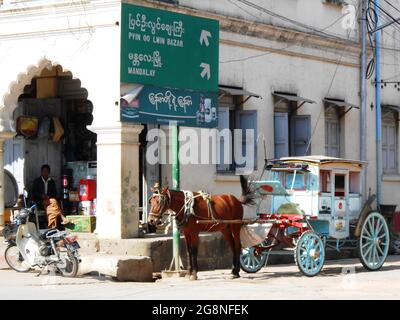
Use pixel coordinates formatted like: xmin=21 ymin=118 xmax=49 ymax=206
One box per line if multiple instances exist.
xmin=148 ymin=184 xmax=171 ymax=227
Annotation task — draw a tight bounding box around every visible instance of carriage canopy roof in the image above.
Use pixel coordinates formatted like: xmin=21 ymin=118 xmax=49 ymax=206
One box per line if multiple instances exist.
xmin=278 ymin=156 xmax=366 ymax=166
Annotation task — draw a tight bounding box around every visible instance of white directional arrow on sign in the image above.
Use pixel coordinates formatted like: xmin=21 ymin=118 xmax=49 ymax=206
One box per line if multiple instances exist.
xmin=200 ymin=30 xmax=212 ymax=47
xmin=200 ymin=63 xmax=211 ymax=80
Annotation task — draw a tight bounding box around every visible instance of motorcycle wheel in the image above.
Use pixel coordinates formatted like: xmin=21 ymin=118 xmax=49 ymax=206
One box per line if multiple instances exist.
xmin=4 ymin=244 xmax=31 ymax=273
xmin=57 ymin=251 xmax=78 ymax=278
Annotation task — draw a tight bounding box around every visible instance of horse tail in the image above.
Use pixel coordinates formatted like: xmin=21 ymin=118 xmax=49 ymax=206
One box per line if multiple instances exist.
xmin=239 ymin=175 xmax=256 ymax=205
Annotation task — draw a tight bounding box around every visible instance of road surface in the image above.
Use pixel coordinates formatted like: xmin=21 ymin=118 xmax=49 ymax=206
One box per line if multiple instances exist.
xmin=0 ymin=256 xmax=399 ymax=300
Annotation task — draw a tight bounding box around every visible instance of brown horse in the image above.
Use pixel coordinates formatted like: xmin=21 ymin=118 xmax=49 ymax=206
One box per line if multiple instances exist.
xmin=148 ymin=176 xmax=253 ymax=280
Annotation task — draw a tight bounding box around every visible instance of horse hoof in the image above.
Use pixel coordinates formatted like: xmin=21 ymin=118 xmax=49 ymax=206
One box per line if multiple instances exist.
xmin=189 ymin=274 xmax=198 ymax=281
xmin=230 ymin=274 xmax=240 ymax=279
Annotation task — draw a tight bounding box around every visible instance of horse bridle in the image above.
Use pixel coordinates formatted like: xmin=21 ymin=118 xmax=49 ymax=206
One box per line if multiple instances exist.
xmin=148 ymin=189 xmax=172 ymax=220
xmin=149 ymin=190 xmax=219 ymax=229
xmin=149 ymin=189 xmax=188 ymax=222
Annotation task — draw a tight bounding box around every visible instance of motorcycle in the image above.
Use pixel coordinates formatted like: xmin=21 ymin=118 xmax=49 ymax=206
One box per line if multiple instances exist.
xmin=3 ymin=203 xmax=81 ymax=277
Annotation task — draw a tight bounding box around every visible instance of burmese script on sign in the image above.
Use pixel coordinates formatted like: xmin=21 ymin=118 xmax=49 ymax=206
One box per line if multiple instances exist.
xmin=128 ymin=12 xmax=185 ymax=37
xmin=127 ymin=51 xmax=163 ymax=78
xmin=148 ymin=91 xmax=192 ymax=112
xmin=128 ymin=12 xmax=185 ymax=48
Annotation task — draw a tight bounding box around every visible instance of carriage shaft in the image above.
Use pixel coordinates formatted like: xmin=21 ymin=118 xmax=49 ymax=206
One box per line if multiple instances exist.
xmin=196 ymin=219 xmax=278 ymax=225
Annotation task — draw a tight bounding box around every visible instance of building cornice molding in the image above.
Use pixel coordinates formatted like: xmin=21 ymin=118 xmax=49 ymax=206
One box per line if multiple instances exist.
xmin=220 ymin=38 xmax=360 ymax=68
xmin=1 ymin=0 xmax=360 ymax=55
xmin=0 ymin=0 xmax=120 ymax=17
xmin=128 ymin=0 xmax=361 ymax=55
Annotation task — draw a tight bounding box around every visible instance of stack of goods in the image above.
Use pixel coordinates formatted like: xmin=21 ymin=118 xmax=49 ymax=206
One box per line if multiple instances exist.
xmin=79 ymin=178 xmax=97 ymax=216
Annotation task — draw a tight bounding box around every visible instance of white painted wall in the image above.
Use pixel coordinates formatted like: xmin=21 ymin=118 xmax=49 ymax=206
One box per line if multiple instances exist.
xmin=162 ymin=0 xmax=400 ymax=209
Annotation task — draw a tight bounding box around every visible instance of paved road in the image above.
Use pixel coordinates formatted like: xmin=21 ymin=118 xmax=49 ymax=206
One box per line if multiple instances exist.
xmin=0 ymin=256 xmax=399 ymax=300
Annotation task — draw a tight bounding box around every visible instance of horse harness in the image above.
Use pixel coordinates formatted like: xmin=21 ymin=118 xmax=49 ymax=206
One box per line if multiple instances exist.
xmin=151 ymin=189 xmax=217 ymax=228
xmin=176 ymin=190 xmax=216 ymax=227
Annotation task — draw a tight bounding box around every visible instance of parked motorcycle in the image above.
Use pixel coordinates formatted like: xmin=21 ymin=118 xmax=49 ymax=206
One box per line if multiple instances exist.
xmin=3 ymin=204 xmax=81 ymax=277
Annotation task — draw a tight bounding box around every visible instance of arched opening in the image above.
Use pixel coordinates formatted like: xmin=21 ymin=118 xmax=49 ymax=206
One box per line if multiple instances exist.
xmin=4 ymin=64 xmax=97 ymax=228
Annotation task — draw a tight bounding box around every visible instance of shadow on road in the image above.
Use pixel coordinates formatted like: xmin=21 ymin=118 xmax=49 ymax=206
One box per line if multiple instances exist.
xmin=242 ymin=259 xmax=400 ymax=280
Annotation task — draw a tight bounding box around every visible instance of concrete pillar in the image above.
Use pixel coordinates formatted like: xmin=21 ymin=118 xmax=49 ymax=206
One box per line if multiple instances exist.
xmin=90 ymin=123 xmax=143 ymax=239
xmin=0 ymin=131 xmax=16 ymax=227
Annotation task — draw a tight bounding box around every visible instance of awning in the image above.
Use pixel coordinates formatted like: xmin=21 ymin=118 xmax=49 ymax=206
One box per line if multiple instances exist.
xmin=273 ymin=93 xmax=316 ymax=104
xmin=323 ymin=98 xmax=359 ymax=110
xmin=272 ymin=92 xmax=316 ymax=111
xmin=324 ymin=98 xmax=359 ymax=117
xmin=219 ymin=86 xmax=261 ymax=106
xmin=382 ymin=104 xmax=400 ymax=113
xmin=219 ymin=86 xmax=261 ymax=99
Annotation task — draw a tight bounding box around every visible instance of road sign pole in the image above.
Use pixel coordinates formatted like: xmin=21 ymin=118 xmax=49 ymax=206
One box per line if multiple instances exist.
xmin=170 ymin=124 xmax=182 ymax=273
xmin=172 ymin=125 xmax=180 ymax=190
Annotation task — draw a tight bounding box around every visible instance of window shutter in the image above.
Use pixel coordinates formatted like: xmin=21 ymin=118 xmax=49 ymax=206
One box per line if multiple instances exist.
xmin=325 ymin=119 xmax=340 ymax=157
xmin=274 ymin=112 xmax=289 ymax=159
xmin=382 ymin=114 xmax=397 ymax=174
xmin=382 ymin=123 xmax=389 ymax=171
xmin=388 ymin=124 xmax=397 ymax=171
xmin=217 ymin=107 xmax=231 ymax=172
xmin=236 ymin=110 xmax=257 ymax=169
xmin=291 ymin=115 xmax=311 ymax=156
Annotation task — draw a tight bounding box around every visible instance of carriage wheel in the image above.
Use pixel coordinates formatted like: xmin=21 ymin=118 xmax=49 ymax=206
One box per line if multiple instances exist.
xmin=358 ymin=212 xmax=389 ymax=271
xmin=294 ymin=231 xmax=325 ymax=277
xmin=240 ymin=241 xmax=268 ymax=273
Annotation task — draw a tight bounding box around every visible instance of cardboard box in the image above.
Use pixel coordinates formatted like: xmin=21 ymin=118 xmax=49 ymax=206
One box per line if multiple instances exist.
xmin=65 ymin=215 xmax=96 ymax=233
xmin=4 ymin=208 xmax=11 ymax=223
xmin=36 ymin=77 xmax=58 ymax=98
xmin=69 ymin=191 xmax=80 ymax=202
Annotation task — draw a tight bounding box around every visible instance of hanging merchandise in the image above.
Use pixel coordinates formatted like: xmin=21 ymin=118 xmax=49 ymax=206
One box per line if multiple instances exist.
xmin=37 ymin=115 xmax=52 ymax=139
xmin=16 ymin=116 xmax=39 ymax=139
xmin=52 ymin=117 xmax=65 ymax=142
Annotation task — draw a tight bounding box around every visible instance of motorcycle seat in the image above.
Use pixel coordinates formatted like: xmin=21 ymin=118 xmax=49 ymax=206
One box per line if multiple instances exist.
xmin=39 ymin=229 xmax=56 ymax=240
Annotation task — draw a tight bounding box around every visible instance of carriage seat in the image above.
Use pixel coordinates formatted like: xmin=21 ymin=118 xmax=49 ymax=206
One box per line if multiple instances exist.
xmin=276 ymin=203 xmax=305 ymax=216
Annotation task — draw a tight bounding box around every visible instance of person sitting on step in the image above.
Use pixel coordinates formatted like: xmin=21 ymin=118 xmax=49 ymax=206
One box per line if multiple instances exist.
xmin=31 ymin=164 xmax=69 ymax=229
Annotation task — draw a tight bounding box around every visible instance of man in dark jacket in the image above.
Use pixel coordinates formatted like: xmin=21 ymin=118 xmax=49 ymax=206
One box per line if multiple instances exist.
xmin=31 ymin=164 xmax=69 ymax=228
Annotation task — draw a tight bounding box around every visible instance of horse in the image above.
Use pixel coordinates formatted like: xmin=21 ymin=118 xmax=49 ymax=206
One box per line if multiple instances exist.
xmin=148 ymin=176 xmax=254 ymax=280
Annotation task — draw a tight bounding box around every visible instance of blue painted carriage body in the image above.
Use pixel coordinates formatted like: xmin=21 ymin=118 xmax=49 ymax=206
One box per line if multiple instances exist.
xmin=252 ymin=156 xmax=366 ymax=241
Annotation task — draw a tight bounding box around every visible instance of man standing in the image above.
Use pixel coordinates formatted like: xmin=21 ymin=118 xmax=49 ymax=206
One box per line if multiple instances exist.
xmin=32 ymin=164 xmax=69 ymax=228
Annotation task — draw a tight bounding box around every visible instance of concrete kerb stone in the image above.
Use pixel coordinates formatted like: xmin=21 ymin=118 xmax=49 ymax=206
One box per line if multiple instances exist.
xmin=98 ymin=233 xmax=234 ymax=272
xmin=78 ymin=254 xmax=153 ymax=282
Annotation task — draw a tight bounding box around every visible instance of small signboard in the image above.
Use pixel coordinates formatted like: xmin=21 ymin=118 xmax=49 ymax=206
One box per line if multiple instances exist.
xmin=120 ymin=83 xmax=218 ymax=128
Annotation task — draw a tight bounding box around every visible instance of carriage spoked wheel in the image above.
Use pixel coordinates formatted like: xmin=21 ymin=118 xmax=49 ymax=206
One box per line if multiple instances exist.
xmin=240 ymin=241 xmax=268 ymax=273
xmin=358 ymin=212 xmax=389 ymax=271
xmin=294 ymin=230 xmax=325 ymax=277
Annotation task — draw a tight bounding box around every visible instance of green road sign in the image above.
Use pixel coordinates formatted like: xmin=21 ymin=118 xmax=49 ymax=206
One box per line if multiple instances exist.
xmin=120 ymin=83 xmax=218 ymax=128
xmin=120 ymin=3 xmax=219 ymax=92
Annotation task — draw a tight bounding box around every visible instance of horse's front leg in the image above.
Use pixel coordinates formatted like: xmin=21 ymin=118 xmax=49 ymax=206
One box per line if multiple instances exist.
xmin=184 ymin=233 xmax=193 ymax=277
xmin=189 ymin=234 xmax=199 ymax=281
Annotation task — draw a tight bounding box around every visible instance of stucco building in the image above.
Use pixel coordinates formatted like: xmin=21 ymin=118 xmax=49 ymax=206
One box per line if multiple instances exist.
xmin=0 ymin=0 xmax=399 ymax=239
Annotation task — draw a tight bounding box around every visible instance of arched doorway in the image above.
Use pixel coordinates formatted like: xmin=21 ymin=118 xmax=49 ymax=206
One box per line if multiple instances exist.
xmin=4 ymin=63 xmax=97 ymax=226
xmin=1 ymin=57 xmax=143 ymax=238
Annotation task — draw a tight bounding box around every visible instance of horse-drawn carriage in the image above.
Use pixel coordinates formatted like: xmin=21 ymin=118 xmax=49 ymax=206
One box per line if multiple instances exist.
xmin=148 ymin=156 xmax=390 ymax=280
xmin=239 ymin=156 xmax=390 ymax=276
